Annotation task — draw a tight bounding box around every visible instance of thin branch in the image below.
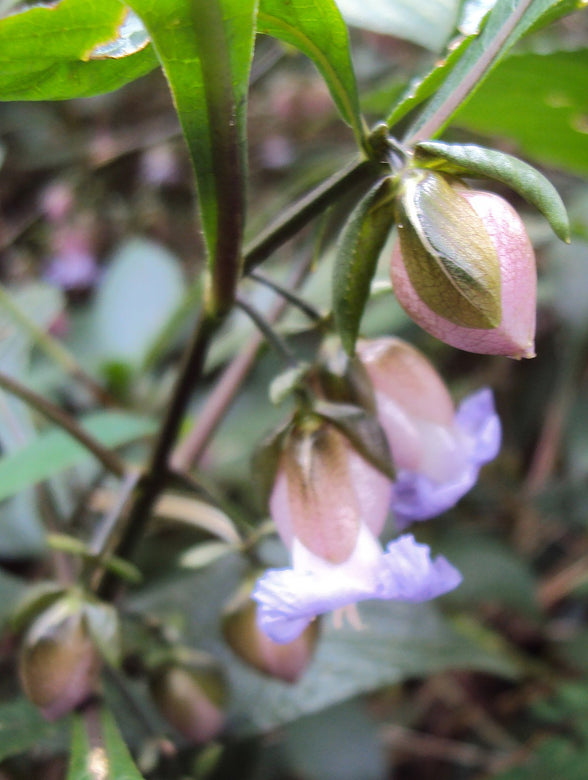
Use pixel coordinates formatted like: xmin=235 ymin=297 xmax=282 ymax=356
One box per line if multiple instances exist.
xmin=96 ymin=311 xmax=221 ymax=600
xmin=404 ymin=0 xmax=534 ymax=145
xmin=0 ymin=371 xmax=126 ymax=478
xmin=85 ymin=469 xmax=142 ymax=592
xmin=242 ymin=157 xmax=378 ymax=275
xmin=236 ymin=295 xmax=297 ymax=367
xmin=249 ymin=270 xmax=323 ymax=322
xmin=171 ymin=252 xmax=314 ymax=471
xmin=0 ymin=284 xmax=116 ymax=406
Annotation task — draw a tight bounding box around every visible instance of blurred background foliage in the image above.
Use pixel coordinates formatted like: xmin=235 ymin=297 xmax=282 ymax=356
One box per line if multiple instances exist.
xmin=2 ymin=0 xmax=588 ymax=777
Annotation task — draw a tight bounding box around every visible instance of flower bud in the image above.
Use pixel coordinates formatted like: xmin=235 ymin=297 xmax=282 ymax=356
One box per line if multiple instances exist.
xmin=149 ymin=663 xmax=227 ymax=744
xmin=271 ymin=421 xmax=392 ymax=562
xmin=223 ymin=590 xmax=318 ymax=683
xmin=357 ymin=337 xmax=501 ymax=526
xmin=19 ymin=600 xmax=101 ymax=721
xmin=391 ymin=173 xmax=536 ymax=358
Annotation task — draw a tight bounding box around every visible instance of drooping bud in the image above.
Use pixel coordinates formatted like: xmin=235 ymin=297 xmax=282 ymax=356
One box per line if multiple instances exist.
xmin=271 ymin=421 xmax=392 ymax=561
xmin=149 ymin=662 xmax=227 ymax=744
xmin=19 ymin=598 xmax=101 ymax=721
xmin=357 ymin=337 xmax=501 ymax=525
xmin=391 ymin=172 xmax=536 ymax=358
xmin=223 ymin=588 xmax=318 ymax=683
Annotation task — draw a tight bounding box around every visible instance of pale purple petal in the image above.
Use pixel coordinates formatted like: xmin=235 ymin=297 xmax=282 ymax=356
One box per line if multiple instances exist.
xmin=391 ymin=388 xmax=501 ymax=528
xmin=252 ymin=533 xmax=461 ymax=643
xmin=375 ymin=534 xmax=462 ymax=600
xmin=454 ymin=387 xmax=501 ymax=464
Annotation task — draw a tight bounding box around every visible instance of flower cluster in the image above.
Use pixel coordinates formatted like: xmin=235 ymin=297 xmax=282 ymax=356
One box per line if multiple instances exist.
xmin=252 ymin=338 xmax=501 ymax=644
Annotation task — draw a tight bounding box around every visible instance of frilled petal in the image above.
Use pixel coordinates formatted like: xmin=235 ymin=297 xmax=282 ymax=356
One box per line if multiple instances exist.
xmin=253 ymin=532 xmax=461 ymax=643
xmin=391 ymin=388 xmax=501 ymax=528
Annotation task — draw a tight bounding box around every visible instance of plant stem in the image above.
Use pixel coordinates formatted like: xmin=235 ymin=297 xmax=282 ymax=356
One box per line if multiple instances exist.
xmin=236 ymin=296 xmax=297 ymax=367
xmin=405 ymin=0 xmax=534 ymax=145
xmin=94 ymin=155 xmax=379 ymax=594
xmin=96 ymin=311 xmax=221 ymax=599
xmin=242 ymin=157 xmax=378 ymax=275
xmin=249 ymin=270 xmax=323 ymax=322
xmin=170 ymin=252 xmax=315 ymax=470
xmin=0 ymin=371 xmax=126 ymax=477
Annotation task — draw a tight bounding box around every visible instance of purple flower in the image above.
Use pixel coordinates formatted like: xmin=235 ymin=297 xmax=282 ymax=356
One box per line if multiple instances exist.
xmin=253 ymin=530 xmax=461 ymax=643
xmin=357 ymin=339 xmax=501 ymax=529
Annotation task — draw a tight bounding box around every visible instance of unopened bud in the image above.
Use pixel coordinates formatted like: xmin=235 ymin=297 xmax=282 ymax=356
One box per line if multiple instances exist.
xmin=272 ymin=422 xmax=391 ymax=561
xmin=149 ymin=663 xmax=226 ymax=744
xmin=391 ymin=173 xmax=536 ymax=358
xmin=223 ymin=594 xmax=318 ymax=683
xmin=19 ymin=600 xmax=101 ymax=721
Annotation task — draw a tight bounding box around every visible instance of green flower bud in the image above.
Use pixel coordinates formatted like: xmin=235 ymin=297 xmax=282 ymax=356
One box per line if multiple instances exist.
xmin=395 ymin=170 xmax=502 ymax=329
xmin=149 ymin=662 xmax=227 ymax=744
xmin=19 ymin=599 xmax=101 ymax=721
xmin=392 ymin=173 xmax=536 ymax=358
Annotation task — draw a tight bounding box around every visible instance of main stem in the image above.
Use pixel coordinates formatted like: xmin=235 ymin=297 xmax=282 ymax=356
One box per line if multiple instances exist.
xmin=97 ymin=311 xmax=220 ymax=599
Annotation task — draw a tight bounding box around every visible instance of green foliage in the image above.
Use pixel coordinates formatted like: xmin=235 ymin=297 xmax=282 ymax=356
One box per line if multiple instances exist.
xmin=68 ymin=707 xmax=145 ymax=780
xmin=0 ymin=0 xmax=586 ymax=775
xmin=127 ymin=0 xmax=257 ymax=314
xmin=414 ymin=140 xmax=570 ymax=241
xmin=455 ymin=48 xmax=588 ymax=177
xmin=0 ymin=411 xmax=155 ymax=502
xmin=404 ymin=0 xmax=582 ymax=140
xmin=258 ymin=0 xmax=364 ymax=144
xmin=0 ymin=0 xmax=157 ymax=101
xmin=333 ymin=177 xmax=396 ymax=355
xmin=0 ymin=697 xmax=67 ymax=762
xmin=90 ymin=238 xmax=185 ymax=372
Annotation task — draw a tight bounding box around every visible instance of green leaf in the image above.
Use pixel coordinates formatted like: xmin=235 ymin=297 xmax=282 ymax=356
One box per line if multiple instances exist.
xmin=0 ymin=697 xmax=66 ymax=762
xmin=404 ymin=0 xmax=582 ymax=141
xmin=397 ymin=171 xmax=501 ymax=328
xmin=0 ymin=411 xmax=156 ymax=503
xmin=269 ymin=363 xmax=311 ymax=406
xmin=68 ymin=707 xmax=145 ymax=780
xmin=454 ymin=48 xmax=588 ymax=178
xmin=179 ymin=540 xmax=235 ymax=570
xmin=284 ymin=700 xmax=385 ymax=780
xmin=386 ymin=33 xmax=475 ymax=129
xmin=91 ymin=238 xmax=184 ymax=371
xmin=414 ymin=140 xmax=570 ymax=242
xmin=312 ymin=400 xmax=395 ymax=479
xmin=84 ymin=601 xmax=122 ymax=668
xmin=127 ymin=0 xmax=257 ymax=315
xmin=258 ymin=0 xmax=364 ymax=145
xmin=334 ymin=0 xmax=461 ymax=52
xmin=0 ymin=569 xmax=27 ymax=630
xmin=10 ymin=581 xmax=66 ymax=633
xmin=0 ymin=0 xmax=157 ymax=101
xmin=333 ymin=177 xmax=396 ymax=355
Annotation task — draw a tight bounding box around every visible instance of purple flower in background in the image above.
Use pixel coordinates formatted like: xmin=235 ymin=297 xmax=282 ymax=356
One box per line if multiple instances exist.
xmin=251 ymin=422 xmax=461 ymax=644
xmin=358 ymin=338 xmax=501 ymax=529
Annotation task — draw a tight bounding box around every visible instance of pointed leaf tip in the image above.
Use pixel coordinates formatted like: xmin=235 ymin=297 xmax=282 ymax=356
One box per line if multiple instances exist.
xmin=414 ymin=141 xmax=570 ymax=243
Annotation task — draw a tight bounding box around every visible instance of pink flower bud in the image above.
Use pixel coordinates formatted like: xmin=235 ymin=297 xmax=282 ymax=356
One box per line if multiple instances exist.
xmin=391 ymin=188 xmax=536 ymax=358
xmin=19 ymin=602 xmax=101 ymax=721
xmin=270 ymin=424 xmax=392 ymax=563
xmin=149 ymin=663 xmax=226 ymax=744
xmin=358 ymin=338 xmax=501 ymax=526
xmin=223 ymin=596 xmax=318 ymax=683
